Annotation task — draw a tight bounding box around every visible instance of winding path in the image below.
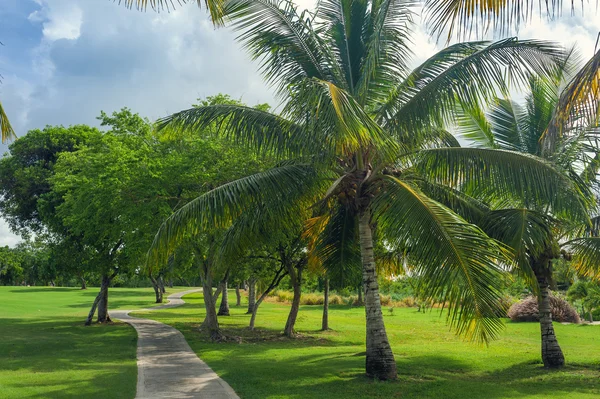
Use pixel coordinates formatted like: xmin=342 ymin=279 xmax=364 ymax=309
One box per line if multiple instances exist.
xmin=112 ymin=289 xmax=239 ymax=399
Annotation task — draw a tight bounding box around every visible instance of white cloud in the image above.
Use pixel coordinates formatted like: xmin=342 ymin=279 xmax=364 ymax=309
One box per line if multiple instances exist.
xmin=28 ymin=1 xmax=83 ymax=42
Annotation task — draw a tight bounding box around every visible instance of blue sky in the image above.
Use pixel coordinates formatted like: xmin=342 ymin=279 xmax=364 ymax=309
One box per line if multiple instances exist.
xmin=0 ymin=0 xmax=599 ymax=246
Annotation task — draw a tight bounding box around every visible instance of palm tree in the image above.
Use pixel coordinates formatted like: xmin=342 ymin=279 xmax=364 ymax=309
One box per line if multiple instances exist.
xmin=148 ymin=0 xmax=584 ymax=380
xmin=455 ymin=49 xmax=600 ymax=367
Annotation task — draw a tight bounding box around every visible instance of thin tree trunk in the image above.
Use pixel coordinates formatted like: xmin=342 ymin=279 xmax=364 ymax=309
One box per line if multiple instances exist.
xmin=218 ymin=280 xmax=230 ymax=316
xmin=97 ymin=274 xmax=112 ymax=323
xmin=200 ymin=270 xmax=222 ymax=341
xmin=284 ymin=264 xmax=303 ymax=337
xmin=246 ymin=278 xmax=256 ymax=314
xmin=158 ymin=276 xmax=166 ymax=294
xmin=537 ymin=272 xmax=565 ymax=368
xmin=168 ymin=279 xmax=173 ymax=288
xmin=78 ymin=273 xmax=87 ymax=290
xmin=235 ymin=283 xmax=242 ymax=306
xmin=358 ymin=210 xmax=397 ymax=380
xmin=589 ymin=311 xmax=594 ymax=323
xmin=249 ymin=267 xmax=287 ymax=330
xmin=322 ymin=277 xmax=330 ymax=331
xmin=150 ymin=275 xmax=163 ymax=303
xmin=85 ymin=293 xmax=101 ymax=326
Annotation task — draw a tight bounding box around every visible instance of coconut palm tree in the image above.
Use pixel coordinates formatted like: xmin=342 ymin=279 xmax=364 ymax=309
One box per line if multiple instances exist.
xmin=455 ymin=49 xmax=600 ymax=367
xmin=148 ymin=0 xmax=585 ymax=380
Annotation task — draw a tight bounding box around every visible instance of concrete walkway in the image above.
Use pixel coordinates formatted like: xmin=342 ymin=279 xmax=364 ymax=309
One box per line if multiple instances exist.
xmin=112 ymin=289 xmax=240 ymax=399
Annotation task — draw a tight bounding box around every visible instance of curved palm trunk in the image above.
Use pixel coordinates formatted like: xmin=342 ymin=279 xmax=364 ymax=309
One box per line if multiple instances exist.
xmin=536 ymin=271 xmax=565 ymax=368
xmin=322 ymin=277 xmax=330 ymax=331
xmin=284 ymin=265 xmax=303 ymax=337
xmin=358 ymin=210 xmax=397 ymax=380
xmin=218 ymin=280 xmax=230 ymax=316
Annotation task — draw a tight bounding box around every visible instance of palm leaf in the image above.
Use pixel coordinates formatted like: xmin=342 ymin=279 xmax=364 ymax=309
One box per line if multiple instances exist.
xmin=415 ymin=147 xmax=591 ymax=222
xmin=423 ymin=0 xmax=591 ymax=40
xmin=544 ymin=48 xmax=600 ymax=150
xmin=563 ymin=237 xmax=600 ymax=280
xmin=379 ymin=38 xmax=564 ymax=136
xmin=147 ymin=162 xmax=320 ymax=266
xmin=480 ymin=209 xmax=555 ymax=283
xmin=0 ymin=101 xmax=15 ymax=143
xmin=224 ymin=0 xmax=328 ymax=94
xmin=372 ymin=175 xmax=509 ymax=343
xmin=157 ymin=104 xmax=315 ymax=158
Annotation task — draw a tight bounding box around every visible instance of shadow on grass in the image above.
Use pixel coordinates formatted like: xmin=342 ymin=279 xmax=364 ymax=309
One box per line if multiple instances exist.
xmin=1 ymin=317 xmax=137 ymax=399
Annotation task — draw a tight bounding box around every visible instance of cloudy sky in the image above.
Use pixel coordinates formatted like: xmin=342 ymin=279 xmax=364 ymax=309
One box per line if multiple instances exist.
xmin=1 ymin=0 xmax=600 ymax=246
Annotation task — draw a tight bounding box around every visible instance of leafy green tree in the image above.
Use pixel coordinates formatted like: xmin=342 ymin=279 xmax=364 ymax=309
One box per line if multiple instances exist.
xmin=150 ymin=0 xmax=581 ymax=379
xmin=0 ymin=246 xmax=23 ymax=285
xmin=455 ymin=50 xmax=600 ymax=367
xmin=567 ymin=280 xmax=600 ymax=322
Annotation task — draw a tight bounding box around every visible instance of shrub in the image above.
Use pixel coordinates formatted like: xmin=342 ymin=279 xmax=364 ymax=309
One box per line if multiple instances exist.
xmin=507 ymin=295 xmax=580 ymax=323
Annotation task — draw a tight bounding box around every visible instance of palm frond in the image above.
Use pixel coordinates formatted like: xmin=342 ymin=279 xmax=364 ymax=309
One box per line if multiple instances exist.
xmin=117 ymin=0 xmax=224 ymax=25
xmin=379 ymin=38 xmax=564 ymax=136
xmin=312 ymin=202 xmax=362 ymax=287
xmin=480 ymin=209 xmax=554 ymax=280
xmin=224 ymin=0 xmax=328 ymax=94
xmin=0 ymin=101 xmax=15 ymax=143
xmin=454 ymin=103 xmax=495 ymax=148
xmin=423 ymin=0 xmax=591 ymax=41
xmin=544 ymin=48 xmax=600 ymax=150
xmin=285 ymin=78 xmax=402 ymax=159
xmin=354 ymin=0 xmax=414 ymax=105
xmin=373 ymin=176 xmax=508 ymax=343
xmin=157 ymin=104 xmax=316 ymax=158
xmin=563 ymin=237 xmax=600 ymax=280
xmin=415 ymin=147 xmax=592 ymax=222
xmin=147 ymin=162 xmax=320 ymax=267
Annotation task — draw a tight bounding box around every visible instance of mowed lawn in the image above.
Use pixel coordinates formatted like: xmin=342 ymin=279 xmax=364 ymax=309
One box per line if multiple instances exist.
xmin=0 ymin=286 xmax=189 ymax=399
xmin=135 ymin=292 xmax=600 ymax=399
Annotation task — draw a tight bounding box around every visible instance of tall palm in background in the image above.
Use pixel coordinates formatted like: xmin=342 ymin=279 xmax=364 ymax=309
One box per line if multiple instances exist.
xmin=148 ymin=0 xmax=588 ymax=380
xmin=455 ymin=49 xmax=600 ymax=367
xmin=0 ymin=42 xmax=16 ymax=143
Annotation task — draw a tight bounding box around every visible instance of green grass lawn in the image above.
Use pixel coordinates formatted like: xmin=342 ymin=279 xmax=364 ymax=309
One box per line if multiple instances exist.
xmin=135 ymin=292 xmax=600 ymax=399
xmin=0 ymin=286 xmax=189 ymax=399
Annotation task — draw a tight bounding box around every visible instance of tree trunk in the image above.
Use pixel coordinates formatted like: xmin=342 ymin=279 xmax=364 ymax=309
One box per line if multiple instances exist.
xmin=85 ymin=293 xmax=101 ymax=326
xmin=158 ymin=276 xmax=166 ymax=294
xmin=246 ymin=278 xmax=256 ymax=314
xmin=97 ymin=274 xmax=112 ymax=323
xmin=322 ymin=277 xmax=329 ymax=331
xmin=284 ymin=264 xmax=303 ymax=337
xmin=358 ymin=210 xmax=397 ymax=380
xmin=235 ymin=284 xmax=242 ymax=306
xmin=168 ymin=279 xmax=174 ymax=288
xmin=589 ymin=311 xmax=594 ymax=323
xmin=537 ymin=272 xmax=565 ymax=368
xmin=150 ymin=275 xmax=163 ymax=303
xmin=79 ymin=275 xmax=87 ymax=290
xmin=218 ymin=280 xmax=230 ymax=316
xmin=200 ymin=271 xmax=222 ymax=341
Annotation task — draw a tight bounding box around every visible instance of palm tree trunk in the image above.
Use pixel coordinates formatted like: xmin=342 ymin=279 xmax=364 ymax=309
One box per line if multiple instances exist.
xmin=246 ymin=278 xmax=256 ymax=314
xmin=218 ymin=280 xmax=230 ymax=316
xmin=358 ymin=210 xmax=397 ymax=380
xmin=322 ymin=277 xmax=329 ymax=331
xmin=284 ymin=264 xmax=303 ymax=337
xmin=235 ymin=283 xmax=242 ymax=306
xmin=537 ymin=271 xmax=565 ymax=368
